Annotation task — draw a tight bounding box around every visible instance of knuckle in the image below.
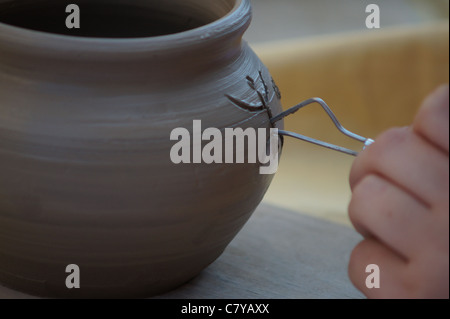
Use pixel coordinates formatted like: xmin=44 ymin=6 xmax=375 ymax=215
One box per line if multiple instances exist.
xmin=348 ymin=201 xmax=359 ymax=230
xmin=353 ymin=174 xmax=381 ymax=195
xmin=349 ymin=240 xmax=366 ymax=264
xmin=413 ymin=86 xmax=450 ymax=151
xmin=362 ymin=128 xmax=408 ymax=168
xmin=348 ymin=240 xmax=370 ymax=282
xmin=348 ymin=243 xmax=361 ymax=282
xmin=414 ymin=102 xmax=436 ymax=135
xmin=351 ymin=175 xmax=381 ymax=207
xmin=376 ymin=127 xmax=409 ymax=150
xmin=349 ymin=175 xmax=381 ymax=230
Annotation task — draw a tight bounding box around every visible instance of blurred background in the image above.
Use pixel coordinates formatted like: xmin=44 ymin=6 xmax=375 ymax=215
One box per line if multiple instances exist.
xmin=244 ymin=0 xmax=449 ymax=225
xmin=245 ymin=0 xmax=449 ymax=44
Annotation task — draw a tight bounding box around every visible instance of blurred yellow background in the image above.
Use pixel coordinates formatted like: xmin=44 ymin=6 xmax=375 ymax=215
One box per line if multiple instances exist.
xmin=247 ymin=1 xmax=449 ymax=225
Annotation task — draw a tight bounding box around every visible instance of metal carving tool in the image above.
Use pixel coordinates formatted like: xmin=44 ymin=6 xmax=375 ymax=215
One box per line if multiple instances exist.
xmin=270 ymin=98 xmax=374 ymax=156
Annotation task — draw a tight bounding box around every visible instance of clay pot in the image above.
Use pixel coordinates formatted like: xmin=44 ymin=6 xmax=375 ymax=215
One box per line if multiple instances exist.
xmin=0 ymin=0 xmax=283 ymax=297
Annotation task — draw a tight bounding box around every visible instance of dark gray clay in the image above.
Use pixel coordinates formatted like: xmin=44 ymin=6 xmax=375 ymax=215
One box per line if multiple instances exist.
xmin=0 ymin=0 xmax=283 ymax=298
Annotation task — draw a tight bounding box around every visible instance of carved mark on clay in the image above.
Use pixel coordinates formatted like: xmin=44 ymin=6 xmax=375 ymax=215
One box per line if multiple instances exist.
xmin=226 ymin=71 xmax=281 ymax=121
xmin=272 ymin=78 xmax=282 ymax=100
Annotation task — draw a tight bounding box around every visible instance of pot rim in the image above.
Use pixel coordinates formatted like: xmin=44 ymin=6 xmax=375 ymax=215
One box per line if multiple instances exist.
xmin=0 ymin=0 xmax=251 ymax=54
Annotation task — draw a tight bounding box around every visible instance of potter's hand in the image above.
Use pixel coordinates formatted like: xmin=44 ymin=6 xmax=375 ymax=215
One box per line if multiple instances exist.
xmin=348 ymin=85 xmax=449 ymax=299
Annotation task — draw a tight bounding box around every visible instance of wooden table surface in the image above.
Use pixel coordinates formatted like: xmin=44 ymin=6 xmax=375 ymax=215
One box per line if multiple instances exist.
xmin=0 ymin=203 xmax=364 ymax=299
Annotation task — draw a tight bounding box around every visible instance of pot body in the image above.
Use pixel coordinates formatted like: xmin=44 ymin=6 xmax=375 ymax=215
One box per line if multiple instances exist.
xmin=0 ymin=0 xmax=283 ymax=297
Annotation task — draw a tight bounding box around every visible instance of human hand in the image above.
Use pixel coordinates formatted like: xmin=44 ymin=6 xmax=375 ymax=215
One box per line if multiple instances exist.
xmin=348 ymin=85 xmax=449 ymax=299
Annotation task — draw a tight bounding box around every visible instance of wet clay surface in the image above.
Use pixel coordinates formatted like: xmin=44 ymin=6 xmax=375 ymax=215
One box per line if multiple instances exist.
xmin=0 ymin=204 xmax=364 ymax=299
xmin=0 ymin=0 xmax=284 ymax=297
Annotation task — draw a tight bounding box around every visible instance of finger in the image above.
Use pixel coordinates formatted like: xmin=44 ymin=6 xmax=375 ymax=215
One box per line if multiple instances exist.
xmin=350 ymin=127 xmax=449 ymax=206
xmin=348 ymin=238 xmax=409 ymax=299
xmin=413 ymin=85 xmax=449 ymax=154
xmin=349 ymin=174 xmax=429 ymax=259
